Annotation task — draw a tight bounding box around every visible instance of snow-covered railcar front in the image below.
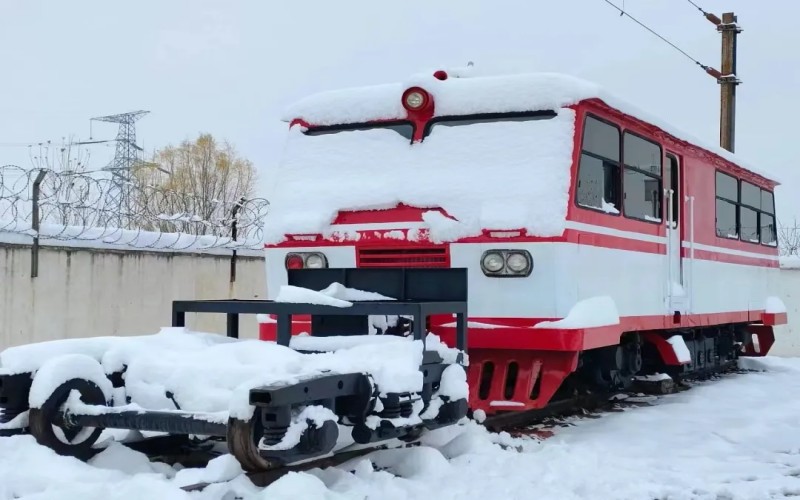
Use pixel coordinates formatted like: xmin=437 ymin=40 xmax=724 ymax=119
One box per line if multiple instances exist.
xmin=260 ymin=68 xmax=787 ymax=416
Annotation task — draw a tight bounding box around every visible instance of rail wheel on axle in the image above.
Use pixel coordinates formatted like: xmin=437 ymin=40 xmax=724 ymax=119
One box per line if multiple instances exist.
xmin=226 ymin=411 xmax=280 ymax=472
xmin=28 ymin=378 xmax=107 ymax=461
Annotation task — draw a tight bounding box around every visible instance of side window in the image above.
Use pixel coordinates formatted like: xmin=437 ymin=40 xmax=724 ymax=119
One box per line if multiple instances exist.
xmin=576 ymin=116 xmax=621 ymax=214
xmin=761 ymin=190 xmax=777 ymax=246
xmin=739 ymin=181 xmax=760 ymax=243
xmin=622 ymin=133 xmax=662 ymax=222
xmin=715 ymin=172 xmax=738 ymax=238
xmin=714 ymin=172 xmax=776 ymax=245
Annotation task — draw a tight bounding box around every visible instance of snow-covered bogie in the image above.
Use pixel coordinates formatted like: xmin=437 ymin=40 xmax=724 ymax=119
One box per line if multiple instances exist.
xmin=0 ymin=272 xmax=468 ymax=471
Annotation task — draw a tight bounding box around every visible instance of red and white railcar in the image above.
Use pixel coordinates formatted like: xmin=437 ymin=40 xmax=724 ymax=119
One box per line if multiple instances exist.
xmin=259 ymin=69 xmax=787 ymax=415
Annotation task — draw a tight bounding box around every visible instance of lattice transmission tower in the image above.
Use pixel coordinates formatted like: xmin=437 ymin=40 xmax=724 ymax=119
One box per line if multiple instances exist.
xmin=90 ymin=110 xmax=150 ymax=227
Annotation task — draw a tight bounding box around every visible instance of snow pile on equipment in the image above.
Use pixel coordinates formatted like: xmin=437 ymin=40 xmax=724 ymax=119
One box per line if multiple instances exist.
xmin=0 ymin=327 xmax=459 ymax=420
xmin=273 ymin=282 xmax=397 ymax=308
xmin=0 ymin=311 xmax=467 ymax=472
xmin=534 ymin=296 xmax=620 ymax=329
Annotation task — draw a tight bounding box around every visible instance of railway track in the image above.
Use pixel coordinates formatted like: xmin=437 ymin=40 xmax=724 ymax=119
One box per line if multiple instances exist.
xmin=160 ymin=363 xmax=752 ymax=492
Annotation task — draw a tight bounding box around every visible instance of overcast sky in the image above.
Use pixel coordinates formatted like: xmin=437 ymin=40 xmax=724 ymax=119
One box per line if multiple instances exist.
xmin=2 ymin=0 xmax=798 ymax=220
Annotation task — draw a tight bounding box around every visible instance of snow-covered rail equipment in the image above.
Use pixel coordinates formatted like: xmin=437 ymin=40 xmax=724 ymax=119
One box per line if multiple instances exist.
xmin=0 ymin=268 xmax=468 ymax=471
xmin=261 ymin=68 xmax=787 ymax=420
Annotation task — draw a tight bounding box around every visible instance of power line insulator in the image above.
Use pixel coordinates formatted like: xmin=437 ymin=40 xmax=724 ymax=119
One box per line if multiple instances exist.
xmin=705 ymin=13 xmax=721 ymax=25
xmin=705 ymin=67 xmax=723 ymax=79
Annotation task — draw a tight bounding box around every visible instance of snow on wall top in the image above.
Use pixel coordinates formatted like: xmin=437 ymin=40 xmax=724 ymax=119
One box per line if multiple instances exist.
xmin=781 ymin=255 xmax=800 ymax=270
xmin=0 ymin=221 xmax=264 ymax=257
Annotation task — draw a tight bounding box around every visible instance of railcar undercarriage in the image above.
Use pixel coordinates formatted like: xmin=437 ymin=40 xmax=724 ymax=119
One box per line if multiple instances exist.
xmin=0 ymin=268 xmax=469 ymax=472
xmin=480 ymin=322 xmax=772 ymax=429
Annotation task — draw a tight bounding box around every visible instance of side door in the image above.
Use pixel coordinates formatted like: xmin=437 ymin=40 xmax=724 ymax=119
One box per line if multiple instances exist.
xmin=665 ymin=153 xmax=687 ymax=313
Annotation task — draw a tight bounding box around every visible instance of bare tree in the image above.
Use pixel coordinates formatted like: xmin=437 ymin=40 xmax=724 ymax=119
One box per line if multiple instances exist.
xmin=778 ymin=218 xmax=800 ymax=256
xmin=28 ymin=138 xmax=102 ymax=227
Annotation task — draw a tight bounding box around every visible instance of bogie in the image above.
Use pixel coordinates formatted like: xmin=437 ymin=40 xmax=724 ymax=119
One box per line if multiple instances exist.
xmin=0 ymin=295 xmax=469 ymax=471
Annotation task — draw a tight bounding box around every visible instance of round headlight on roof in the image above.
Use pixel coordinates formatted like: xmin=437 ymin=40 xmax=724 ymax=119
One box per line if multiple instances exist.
xmin=481 ymin=252 xmax=505 ymax=273
xmin=404 ymin=91 xmax=425 ymax=109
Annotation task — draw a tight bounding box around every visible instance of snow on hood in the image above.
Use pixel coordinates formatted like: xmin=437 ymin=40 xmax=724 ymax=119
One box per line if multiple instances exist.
xmin=263 ymin=108 xmax=576 ymax=244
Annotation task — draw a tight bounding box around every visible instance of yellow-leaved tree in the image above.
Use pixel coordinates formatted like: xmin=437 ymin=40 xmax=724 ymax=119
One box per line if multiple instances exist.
xmin=134 ymin=133 xmax=257 ymax=236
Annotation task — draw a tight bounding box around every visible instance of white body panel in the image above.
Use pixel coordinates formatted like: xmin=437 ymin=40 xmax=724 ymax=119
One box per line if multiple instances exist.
xmin=449 ymin=242 xmax=566 ymax=319
xmin=264 ymin=228 xmax=781 ymax=323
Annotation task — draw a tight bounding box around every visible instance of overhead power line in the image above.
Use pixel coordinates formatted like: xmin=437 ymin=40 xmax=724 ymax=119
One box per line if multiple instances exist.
xmin=600 ymin=0 xmax=715 ymax=74
xmin=685 ymin=0 xmax=724 ymax=25
xmin=685 ymin=0 xmax=708 ymax=15
xmin=0 ymin=142 xmax=54 ymax=148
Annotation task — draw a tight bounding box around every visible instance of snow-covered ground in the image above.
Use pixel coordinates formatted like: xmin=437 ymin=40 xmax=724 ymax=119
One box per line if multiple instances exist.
xmin=3 ymin=356 xmax=800 ymax=499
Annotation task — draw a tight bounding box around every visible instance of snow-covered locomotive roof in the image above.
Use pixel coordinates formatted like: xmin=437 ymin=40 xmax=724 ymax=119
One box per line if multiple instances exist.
xmin=284 ymin=72 xmax=597 ymax=126
xmin=283 ymin=70 xmax=775 ymax=183
xmin=264 ymin=70 xmax=776 ymax=244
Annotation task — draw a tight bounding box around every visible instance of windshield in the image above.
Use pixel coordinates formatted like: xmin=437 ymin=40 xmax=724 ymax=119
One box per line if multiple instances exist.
xmin=423 ymin=111 xmax=557 ymax=138
xmin=302 ymin=111 xmax=558 ymax=143
xmin=305 ymin=122 xmax=414 ymax=141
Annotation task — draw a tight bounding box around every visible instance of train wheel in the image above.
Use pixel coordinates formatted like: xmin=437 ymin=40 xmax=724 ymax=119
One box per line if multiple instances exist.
xmin=227 ymin=411 xmax=280 ymax=472
xmin=28 ymin=378 xmax=107 ymax=460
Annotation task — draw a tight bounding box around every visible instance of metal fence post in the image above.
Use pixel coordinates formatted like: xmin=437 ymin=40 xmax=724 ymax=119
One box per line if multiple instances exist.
xmin=31 ymin=169 xmax=47 ymax=278
xmin=230 ymin=197 xmax=244 ymax=284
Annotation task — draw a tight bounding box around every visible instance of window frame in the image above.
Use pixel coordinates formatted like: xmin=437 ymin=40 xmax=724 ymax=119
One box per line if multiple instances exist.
xmin=421 ymin=110 xmax=558 ymax=139
xmin=715 ymin=170 xmax=740 ymax=241
xmin=714 ymin=169 xmax=778 ymax=246
xmin=665 ymin=153 xmax=680 ymax=228
xmin=621 ymin=130 xmax=663 ymax=225
xmin=739 ymin=180 xmax=761 ymax=244
xmin=760 ymin=189 xmax=777 ymax=247
xmin=574 ymin=113 xmax=623 ymax=217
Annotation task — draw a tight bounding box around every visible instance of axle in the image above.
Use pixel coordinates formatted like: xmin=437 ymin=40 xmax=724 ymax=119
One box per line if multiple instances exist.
xmin=56 ymin=409 xmax=229 ymax=437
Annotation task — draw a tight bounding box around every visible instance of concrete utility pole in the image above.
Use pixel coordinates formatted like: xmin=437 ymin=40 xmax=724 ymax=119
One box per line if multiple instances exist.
xmin=714 ymin=12 xmax=742 ymax=153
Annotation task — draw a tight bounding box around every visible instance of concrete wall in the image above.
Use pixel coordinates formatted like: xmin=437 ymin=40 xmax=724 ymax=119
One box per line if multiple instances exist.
xmin=2 ymin=240 xmax=799 ymax=358
xmin=771 ymin=268 xmax=800 ymax=357
xmin=0 ymin=243 xmax=266 ymax=350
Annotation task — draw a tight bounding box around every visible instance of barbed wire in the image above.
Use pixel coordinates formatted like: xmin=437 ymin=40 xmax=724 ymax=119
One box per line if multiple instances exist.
xmin=0 ymin=165 xmax=268 ymax=251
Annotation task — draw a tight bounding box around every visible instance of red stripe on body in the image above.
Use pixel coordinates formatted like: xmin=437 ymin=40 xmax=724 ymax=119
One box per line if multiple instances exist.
xmin=681 ymin=247 xmax=778 ymax=268
xmin=267 ymin=226 xmax=777 ymax=268
xmin=431 ymin=310 xmax=780 ymax=351
xmin=259 ymin=310 xmax=784 ymax=349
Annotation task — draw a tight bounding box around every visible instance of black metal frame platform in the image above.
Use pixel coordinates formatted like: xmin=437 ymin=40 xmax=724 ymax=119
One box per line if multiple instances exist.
xmin=171 ymin=299 xmax=468 ymax=351
xmin=172 ymin=267 xmax=469 ymax=351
